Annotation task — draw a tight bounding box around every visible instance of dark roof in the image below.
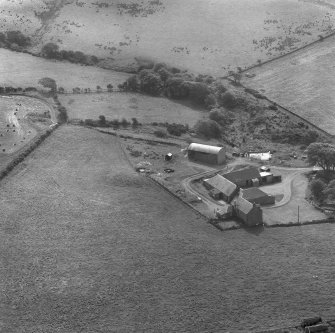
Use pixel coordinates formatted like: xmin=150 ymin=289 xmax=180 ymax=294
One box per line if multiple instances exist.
xmin=235 ymin=196 xmax=254 ymax=214
xmin=204 ymin=174 xmax=237 ymax=197
xmin=223 ymin=167 xmax=260 ymax=184
xmin=241 ymin=188 xmax=274 ymax=201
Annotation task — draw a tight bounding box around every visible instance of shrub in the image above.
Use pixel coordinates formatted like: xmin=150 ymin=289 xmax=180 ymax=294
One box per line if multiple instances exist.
xmin=194 ymin=119 xmax=221 ymax=139
xmin=218 ymin=91 xmax=237 ymax=109
xmin=154 ymin=129 xmax=167 ymax=138
xmin=165 ymin=77 xmax=189 ymax=99
xmin=166 ymin=123 xmax=188 ymax=136
xmin=99 ymin=115 xmax=106 ymax=126
xmin=310 ymin=179 xmax=326 ymax=201
xmin=131 ymin=117 xmax=139 ymax=128
xmin=121 ymin=118 xmax=130 ymax=128
xmin=188 ymin=82 xmax=210 ymax=106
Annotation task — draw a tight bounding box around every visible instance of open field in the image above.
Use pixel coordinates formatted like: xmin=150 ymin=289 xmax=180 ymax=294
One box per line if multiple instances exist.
xmin=241 ymin=33 xmax=335 ymax=135
xmin=2 ymin=125 xmax=335 ymax=332
xmin=59 ymin=92 xmax=206 ymax=126
xmin=0 ymin=95 xmax=53 ymax=154
xmin=2 ymin=0 xmax=335 ymax=74
xmin=0 ymin=48 xmax=130 ymax=91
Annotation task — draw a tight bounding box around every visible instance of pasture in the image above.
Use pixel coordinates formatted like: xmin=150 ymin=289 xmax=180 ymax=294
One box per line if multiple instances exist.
xmin=2 ymin=0 xmax=335 ymax=75
xmin=0 ymin=48 xmax=130 ymax=91
xmin=0 ymin=95 xmax=52 ymax=154
xmin=241 ymin=34 xmax=335 ymax=135
xmin=59 ymin=92 xmax=205 ymax=126
xmin=1 ymin=125 xmax=335 ymax=332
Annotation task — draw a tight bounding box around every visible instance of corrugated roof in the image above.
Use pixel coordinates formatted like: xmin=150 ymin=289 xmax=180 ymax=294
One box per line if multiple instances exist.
xmin=188 ymin=143 xmax=224 ymax=155
xmin=235 ymin=196 xmax=254 ymax=214
xmin=260 ymin=171 xmax=272 ymax=177
xmin=223 ymin=167 xmax=260 ymax=184
xmin=241 ymin=188 xmax=273 ymax=201
xmin=204 ymin=174 xmax=237 ymax=197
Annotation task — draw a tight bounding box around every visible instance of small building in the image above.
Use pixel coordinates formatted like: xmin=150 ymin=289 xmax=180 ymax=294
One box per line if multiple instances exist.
xmin=240 ymin=188 xmax=275 ymax=205
xmin=248 ymin=151 xmax=272 ymax=161
xmin=234 ymin=196 xmax=263 ymax=226
xmin=203 ymin=174 xmax=238 ymax=202
xmin=260 ymin=171 xmax=273 ymax=184
xmin=222 ymin=167 xmax=261 ymax=188
xmin=188 ymin=143 xmax=225 ymax=165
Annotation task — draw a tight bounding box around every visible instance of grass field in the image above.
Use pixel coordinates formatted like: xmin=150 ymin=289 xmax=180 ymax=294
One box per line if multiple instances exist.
xmin=241 ymin=33 xmax=335 ymax=135
xmin=2 ymin=0 xmax=335 ymax=75
xmin=1 ymin=125 xmax=335 ymax=332
xmin=0 ymin=95 xmax=53 ymax=154
xmin=59 ymin=92 xmax=206 ymax=126
xmin=0 ymin=48 xmax=130 ymax=91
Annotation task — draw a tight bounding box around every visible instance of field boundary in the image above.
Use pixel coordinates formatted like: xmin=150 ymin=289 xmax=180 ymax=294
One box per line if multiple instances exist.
xmin=236 ymin=80 xmax=334 ymax=138
xmin=224 ymin=30 xmax=335 ymax=79
xmin=0 ymin=123 xmax=59 ymax=182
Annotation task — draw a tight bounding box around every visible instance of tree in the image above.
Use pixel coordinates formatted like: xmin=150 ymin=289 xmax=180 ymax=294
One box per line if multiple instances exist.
xmin=99 ymin=115 xmax=106 ymax=126
xmin=73 ymin=51 xmax=87 ymax=63
xmin=6 ymin=31 xmax=31 ymax=47
xmin=194 ymin=119 xmax=221 ymax=139
xmin=165 ymin=77 xmax=189 ymax=99
xmin=310 ymin=179 xmax=326 ymax=201
xmin=41 ymin=43 xmax=59 ymax=58
xmin=229 ymin=71 xmax=242 ymax=84
xmin=126 ymin=75 xmax=139 ymax=92
xmin=138 ymin=70 xmax=163 ymax=96
xmin=107 ymin=84 xmax=113 ymax=92
xmin=96 ymin=85 xmax=102 ymax=92
xmin=38 ymin=77 xmax=57 ymax=93
xmin=131 ymin=117 xmax=139 ymax=128
xmin=219 ymin=90 xmax=237 ymax=109
xmin=307 ymin=142 xmax=335 ymax=172
xmin=188 ymin=82 xmax=210 ymax=106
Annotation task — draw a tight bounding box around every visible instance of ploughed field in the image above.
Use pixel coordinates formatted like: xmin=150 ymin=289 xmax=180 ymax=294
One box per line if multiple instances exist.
xmin=1 ymin=125 xmax=335 ymax=332
xmin=241 ymin=34 xmax=335 ymax=135
xmin=2 ymin=0 xmax=335 ymax=75
xmin=59 ymin=93 xmax=205 ymax=126
xmin=0 ymin=95 xmax=51 ymax=154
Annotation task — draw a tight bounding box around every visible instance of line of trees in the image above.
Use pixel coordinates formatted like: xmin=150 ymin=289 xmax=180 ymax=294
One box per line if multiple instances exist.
xmin=0 ymin=30 xmax=31 ymax=50
xmin=41 ymin=43 xmax=99 ymax=66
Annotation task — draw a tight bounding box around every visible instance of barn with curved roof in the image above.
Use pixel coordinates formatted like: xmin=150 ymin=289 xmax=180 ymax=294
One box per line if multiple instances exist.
xmin=187 ymin=143 xmax=226 ymax=165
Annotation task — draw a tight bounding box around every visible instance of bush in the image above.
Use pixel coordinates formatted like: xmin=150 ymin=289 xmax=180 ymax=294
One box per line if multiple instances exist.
xmin=194 ymin=119 xmax=221 ymax=139
xmin=166 ymin=123 xmax=188 ymax=136
xmin=218 ymin=91 xmax=237 ymax=109
xmin=154 ymin=129 xmax=167 ymax=138
xmin=188 ymin=82 xmax=210 ymax=106
xmin=310 ymin=179 xmax=326 ymax=201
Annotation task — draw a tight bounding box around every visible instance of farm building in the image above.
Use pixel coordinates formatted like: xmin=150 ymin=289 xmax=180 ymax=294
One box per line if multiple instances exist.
xmin=240 ymin=188 xmax=275 ymax=205
xmin=203 ymin=174 xmax=238 ymax=202
xmin=188 ymin=143 xmax=225 ymax=165
xmin=234 ymin=196 xmax=263 ymax=226
xmin=222 ymin=167 xmax=261 ymax=188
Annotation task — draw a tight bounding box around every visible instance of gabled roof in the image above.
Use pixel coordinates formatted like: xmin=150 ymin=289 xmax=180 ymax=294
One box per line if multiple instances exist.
xmin=235 ymin=196 xmax=254 ymax=214
xmin=204 ymin=174 xmax=237 ymax=197
xmin=188 ymin=143 xmax=224 ymax=155
xmin=241 ymin=188 xmax=273 ymax=201
xmin=223 ymin=167 xmax=260 ymax=184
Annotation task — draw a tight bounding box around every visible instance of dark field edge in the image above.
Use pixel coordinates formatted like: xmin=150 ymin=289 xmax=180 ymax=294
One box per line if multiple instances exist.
xmin=0 ymin=123 xmax=59 ymax=182
xmin=0 ymin=94 xmax=62 ymax=182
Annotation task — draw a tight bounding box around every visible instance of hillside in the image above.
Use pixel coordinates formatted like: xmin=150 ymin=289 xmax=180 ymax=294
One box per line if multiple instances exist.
xmin=1 ymin=0 xmax=335 ymax=74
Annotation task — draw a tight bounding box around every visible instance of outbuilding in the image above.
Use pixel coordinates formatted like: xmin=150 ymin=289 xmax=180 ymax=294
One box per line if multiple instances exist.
xmin=234 ymin=196 xmax=263 ymax=226
xmin=203 ymin=174 xmax=238 ymax=202
xmin=240 ymin=188 xmax=275 ymax=205
xmin=188 ymin=143 xmax=225 ymax=165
